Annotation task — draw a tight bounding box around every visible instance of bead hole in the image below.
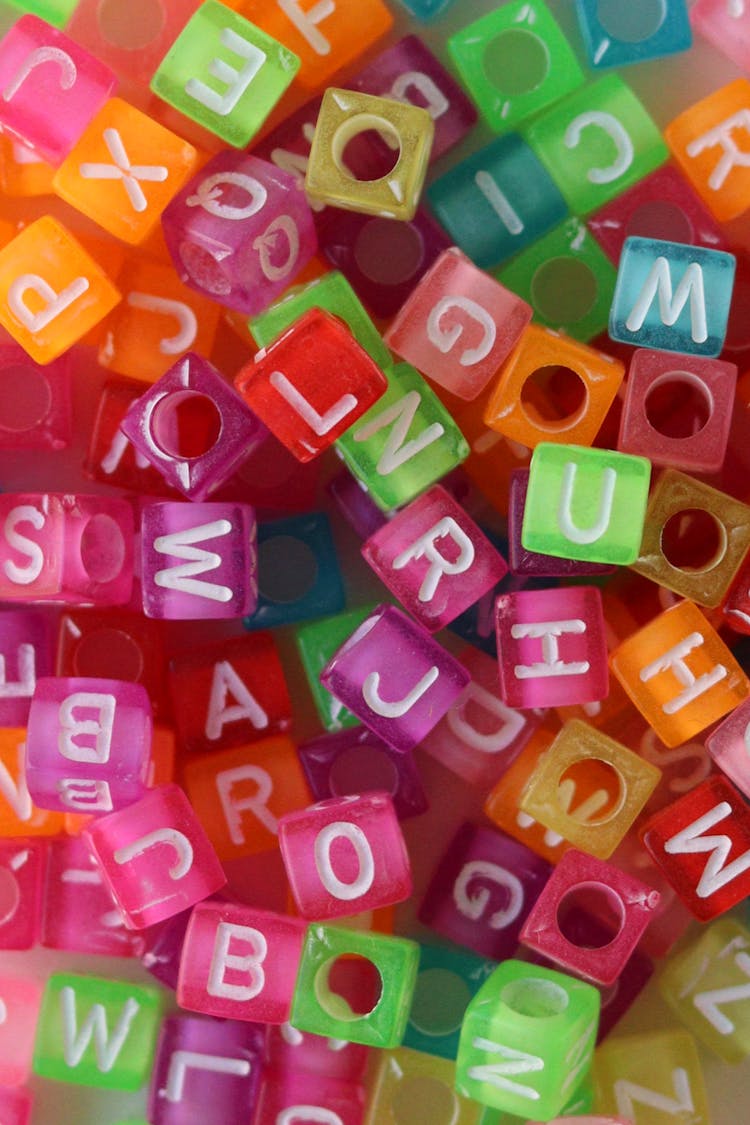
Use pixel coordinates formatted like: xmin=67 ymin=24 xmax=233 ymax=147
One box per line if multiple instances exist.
xmin=73 ymin=627 xmax=145 ymax=681
xmin=595 ymin=0 xmax=666 ymax=42
xmin=329 ymin=745 xmax=400 ymax=798
xmin=151 ymin=390 xmax=222 ymax=460
xmin=556 ymin=881 xmax=625 ymax=949
xmin=316 ymin=953 xmax=383 ymax=1021
xmin=354 ymin=218 xmax=425 ymax=286
xmin=0 ymin=364 xmax=52 ymax=432
xmin=257 ymin=535 xmax=318 ymax=603
xmin=391 ymin=1076 xmax=459 ymax=1125
xmin=643 ymin=372 xmax=712 ymax=439
xmin=530 ymin=259 xmax=599 ymax=325
xmin=660 ymin=508 xmax=727 ymax=573
xmin=483 ymin=28 xmax=550 ymax=95
xmin=624 ymin=201 xmax=693 ymax=245
xmin=409 ymin=967 xmax=472 ymax=1037
xmin=500 ymin=976 xmax=569 ymax=1018
xmin=333 ymin=114 xmax=402 ymax=183
xmin=558 ymin=757 xmax=625 ymax=825
xmin=519 ymin=365 xmax=588 ymax=432
xmin=79 ymin=514 xmax=127 ymax=584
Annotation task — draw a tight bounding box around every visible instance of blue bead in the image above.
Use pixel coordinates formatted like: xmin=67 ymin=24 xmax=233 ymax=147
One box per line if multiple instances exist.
xmin=403 ymin=942 xmax=497 ymax=1060
xmin=609 ymin=236 xmax=736 ymax=357
xmin=394 ymin=0 xmax=455 ymax=20
xmin=427 ymin=134 xmax=568 ymax=270
xmin=575 ymin=0 xmax=692 ymax=69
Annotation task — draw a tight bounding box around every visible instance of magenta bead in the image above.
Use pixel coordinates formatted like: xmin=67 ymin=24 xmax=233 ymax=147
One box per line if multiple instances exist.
xmin=162 ymin=151 xmax=318 ymax=315
xmin=140 ymin=501 xmax=258 ymax=620
xmin=0 ymin=975 xmax=43 ymax=1085
xmin=0 ymin=1087 xmax=32 ymax=1125
xmin=520 ymin=849 xmax=661 ymax=987
xmin=141 ymin=907 xmax=193 ymax=989
xmin=362 ymin=485 xmax=508 ymax=632
xmin=509 ymin=470 xmax=616 ymax=578
xmin=326 ymin=470 xmax=388 ymax=541
xmin=0 ymin=15 xmax=116 ymax=164
xmin=706 ymin=698 xmax=750 ymax=799
xmin=0 ymin=839 xmax=46 ymax=950
xmin=177 ymin=900 xmax=307 ymax=1024
xmin=495 ymin=586 xmax=609 ymax=709
xmin=254 ymin=1071 xmax=365 ymax=1125
xmin=84 ymin=783 xmax=226 ymax=929
xmin=0 ymin=346 xmax=72 ymax=451
xmin=320 ymin=604 xmax=470 ymax=752
xmin=0 ymin=609 xmax=54 ymax=726
xmin=264 ymin=1023 xmax=369 ymax=1085
xmin=120 ymin=353 xmax=265 ymax=501
xmin=148 ymin=1014 xmax=264 ymax=1125
xmin=419 ymin=822 xmax=551 ymax=960
xmin=385 ymin=247 xmax=532 ymax=401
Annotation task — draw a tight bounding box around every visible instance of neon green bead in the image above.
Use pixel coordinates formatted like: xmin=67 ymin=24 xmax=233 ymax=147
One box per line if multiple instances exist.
xmin=295 ymin=605 xmax=377 ymax=731
xmin=6 ymin=0 xmax=77 ymax=27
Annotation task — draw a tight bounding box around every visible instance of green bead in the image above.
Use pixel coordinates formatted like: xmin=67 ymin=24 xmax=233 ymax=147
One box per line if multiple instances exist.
xmin=250 ymin=271 xmax=391 ymax=370
xmin=295 ymin=604 xmax=377 ymax=731
xmin=6 ymin=0 xmax=78 ymax=27
xmin=150 ymin=0 xmax=300 ymax=147
xmin=291 ymin=924 xmax=420 ymax=1049
xmin=522 ymin=443 xmax=652 ymax=565
xmin=447 ymin=0 xmax=584 ymax=133
xmin=476 ymin=1070 xmax=594 ymax=1122
xmin=524 ymin=75 xmax=668 ymax=216
xmin=403 ymin=942 xmax=496 ymax=1061
xmin=455 ymin=959 xmax=599 ymax=1119
xmin=495 ymin=219 xmax=618 ymax=342
xmin=335 ymin=363 xmax=469 ymax=512
xmin=33 ymin=973 xmax=163 ymax=1091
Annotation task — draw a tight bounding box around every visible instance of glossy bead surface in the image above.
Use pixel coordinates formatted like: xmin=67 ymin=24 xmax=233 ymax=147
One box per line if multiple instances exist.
xmin=0 ymin=346 xmax=72 ymax=451
xmin=366 ymin=1047 xmax=480 ymax=1124
xmin=0 ymin=839 xmax=46 ymax=950
xmin=255 ymin=1071 xmax=366 ymax=1125
xmin=85 ymin=376 xmax=183 ymax=495
xmin=0 ymin=609 xmax=53 ymax=726
xmin=594 ymin=1029 xmax=710 ymax=1123
xmin=575 ymin=0 xmax=692 ymax=69
xmin=0 ymin=975 xmax=44 ymax=1085
xmin=296 ymin=605 xmax=376 ymax=732
xmin=692 ymin=0 xmax=750 ymax=71
xmin=706 ymin=699 xmax=750 ymax=799
xmin=0 ymin=727 xmax=66 ymax=839
xmin=264 ymin=1021 xmax=369 ymax=1084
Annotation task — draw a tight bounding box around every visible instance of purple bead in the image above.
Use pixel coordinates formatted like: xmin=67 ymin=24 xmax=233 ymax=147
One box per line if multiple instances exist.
xmin=25 ymin=677 xmax=152 ymax=815
xmin=326 ymin=470 xmax=388 ymax=541
xmin=0 ymin=346 xmax=72 ymax=451
xmin=298 ymin=728 xmax=428 ymax=820
xmin=419 ymin=822 xmax=551 ymax=960
xmin=148 ymin=1014 xmax=264 ymax=1125
xmin=161 ymin=151 xmax=318 ymax=315
xmin=140 ymin=501 xmax=258 ymax=620
xmin=264 ymin=1022 xmax=369 ymax=1084
xmin=140 ymin=907 xmax=193 ymax=989
xmin=120 ymin=353 xmax=265 ymax=501
xmin=320 ymin=604 xmax=470 ymax=751
xmin=0 ymin=838 xmax=46 ymax=950
xmin=0 ymin=609 xmax=54 ymax=726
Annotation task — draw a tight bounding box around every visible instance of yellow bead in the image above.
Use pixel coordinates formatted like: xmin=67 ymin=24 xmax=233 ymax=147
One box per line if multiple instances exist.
xmin=365 ymin=1047 xmax=482 ymax=1125
xmin=594 ymin=1028 xmax=711 ymax=1123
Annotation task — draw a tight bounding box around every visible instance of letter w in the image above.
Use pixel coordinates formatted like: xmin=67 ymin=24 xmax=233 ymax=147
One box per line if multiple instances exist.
xmin=664 ymin=800 xmax=750 ymax=899
xmin=153 ymin=519 xmax=233 ymax=603
xmin=60 ymin=986 xmax=140 ymax=1072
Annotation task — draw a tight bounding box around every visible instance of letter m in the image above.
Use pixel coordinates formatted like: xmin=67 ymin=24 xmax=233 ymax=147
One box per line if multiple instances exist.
xmin=625 ymin=257 xmax=708 ymax=344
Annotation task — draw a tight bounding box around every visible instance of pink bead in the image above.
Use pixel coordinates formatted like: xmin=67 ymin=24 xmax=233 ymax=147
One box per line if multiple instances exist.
xmin=420 ymin=646 xmax=541 ymax=788
xmin=692 ymin=0 xmax=750 ymax=71
xmin=0 ymin=493 xmax=134 ymax=606
xmin=0 ymin=346 xmax=72 ymax=451
xmin=519 ymin=849 xmax=661 ymax=987
xmin=177 ymin=900 xmax=307 ymax=1024
xmin=0 ymin=839 xmax=46 ymax=950
xmin=254 ymin=1071 xmax=365 ymax=1125
xmin=706 ymin=698 xmax=750 ymax=798
xmin=320 ymin=604 xmax=470 ymax=751
xmin=264 ymin=1023 xmax=369 ymax=1084
xmin=162 ymin=151 xmax=318 ymax=316
xmin=0 ymin=1087 xmax=32 ymax=1125
xmin=278 ymin=793 xmax=412 ymax=921
xmin=0 ymin=15 xmax=116 ymax=164
xmin=0 ymin=975 xmax=44 ymax=1085
xmin=495 ymin=586 xmax=609 ymax=709
xmin=0 ymin=609 xmax=54 ymax=726
xmin=120 ymin=353 xmax=265 ymax=501
xmin=362 ymin=486 xmax=508 ymax=633
xmin=140 ymin=501 xmax=258 ymax=620
xmin=25 ymin=676 xmax=152 ymax=815
xmin=385 ymin=247 xmax=532 ymax=401
xmin=84 ymin=783 xmax=226 ymax=929
xmin=611 ymin=835 xmax=692 ymax=959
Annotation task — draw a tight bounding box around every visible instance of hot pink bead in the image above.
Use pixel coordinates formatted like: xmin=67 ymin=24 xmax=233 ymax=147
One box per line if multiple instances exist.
xmin=177 ymin=900 xmax=307 ymax=1024
xmin=692 ymin=0 xmax=750 ymax=71
xmin=0 ymin=975 xmax=43 ymax=1085
xmin=84 ymin=783 xmax=227 ymax=929
xmin=509 ymin=470 xmax=616 ymax=578
xmin=0 ymin=1087 xmax=32 ymax=1125
xmin=419 ymin=822 xmax=551 ymax=960
xmin=0 ymin=839 xmax=46 ymax=950
xmin=706 ymin=698 xmax=750 ymax=798
xmin=254 ymin=1071 xmax=365 ymax=1125
xmin=320 ymin=604 xmax=470 ymax=752
xmin=0 ymin=346 xmax=72 ymax=451
xmin=120 ymin=353 xmax=265 ymax=501
xmin=0 ymin=15 xmax=116 ymax=164
xmin=0 ymin=493 xmax=134 ymax=606
xmin=0 ymin=609 xmax=54 ymax=726
xmin=385 ymin=247 xmax=532 ymax=401
xmin=278 ymin=793 xmax=412 ymax=921
xmin=327 ymin=469 xmax=388 ymax=541
xmin=611 ymin=835 xmax=692 ymax=959
xmin=520 ymin=849 xmax=661 ymax=987
xmin=161 ymin=151 xmax=317 ymax=316
xmin=140 ymin=501 xmax=258 ymax=620
xmin=495 ymin=586 xmax=609 ymax=709
xmin=264 ymin=1023 xmax=369 ymax=1085
xmin=362 ymin=486 xmax=508 ymax=633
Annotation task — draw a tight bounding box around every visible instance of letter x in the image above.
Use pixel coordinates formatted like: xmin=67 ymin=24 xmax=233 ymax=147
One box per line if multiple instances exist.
xmin=79 ymin=128 xmax=168 ymax=212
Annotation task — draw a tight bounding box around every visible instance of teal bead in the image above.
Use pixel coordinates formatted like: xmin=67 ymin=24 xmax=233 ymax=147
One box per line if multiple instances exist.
xmin=295 ymin=604 xmax=377 ymax=731
xmin=403 ymin=942 xmax=496 ymax=1061
xmin=575 ymin=0 xmax=692 ymax=70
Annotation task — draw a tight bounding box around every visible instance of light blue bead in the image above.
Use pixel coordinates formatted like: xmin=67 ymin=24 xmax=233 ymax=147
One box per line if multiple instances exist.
xmin=575 ymin=0 xmax=692 ymax=69
xmin=403 ymin=942 xmax=496 ymax=1060
xmin=427 ymin=134 xmax=568 ymax=270
xmin=609 ymin=236 xmax=736 ymax=357
xmin=394 ymin=0 xmax=455 ymax=20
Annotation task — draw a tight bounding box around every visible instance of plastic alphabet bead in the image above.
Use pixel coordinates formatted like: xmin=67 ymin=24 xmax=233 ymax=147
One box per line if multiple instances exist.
xmin=706 ymin=699 xmax=750 ymax=800
xmin=520 ymin=848 xmax=661 ymax=986
xmin=362 ymin=486 xmax=508 ymax=633
xmin=290 ymin=923 xmax=420 ymax=1049
xmin=33 ymin=972 xmax=162 ymax=1089
xmin=455 ymin=958 xmax=600 ymax=1118
xmin=448 ymin=1 xmax=585 ymax=133
xmin=148 ymin=1014 xmax=264 ymax=1125
xmin=177 ymin=900 xmax=307 ymax=1024
xmin=575 ymin=0 xmax=692 ymax=69
xmin=0 ymin=608 xmax=53 ymax=726
xmin=509 ymin=470 xmax=615 ymax=579
xmin=642 ymin=774 xmax=750 ymax=921
xmin=151 ymin=0 xmax=300 ymax=146
xmin=403 ymin=944 xmax=495 ymax=1061
xmin=692 ymin=0 xmax=750 ymax=73
xmin=255 ymin=1070 xmax=365 ymax=1125
xmin=0 ymin=975 xmax=43 ymax=1084
xmin=84 ymin=782 xmax=227 ymax=928
xmin=0 ymin=1087 xmax=32 ymax=1125
xmin=296 ymin=605 xmax=376 ymax=731
xmin=247 ymin=511 xmax=345 ymax=629
xmin=366 ymin=1047 xmax=479 ymax=1123
xmin=320 ymin=604 xmax=470 ymax=751
xmin=264 ymin=1021 xmax=369 ymax=1084
xmin=419 ymin=822 xmax=551 ymax=960
xmin=0 ymin=838 xmax=45 ymax=950
xmin=85 ymin=376 xmax=183 ymax=495
xmin=0 ymin=727 xmax=66 ymax=838
xmin=495 ymin=585 xmax=609 ymax=709
xmin=162 ymin=151 xmax=317 ymax=317
xmin=608 ymin=236 xmax=736 ymax=356
xmin=0 ymin=345 xmax=72 ymax=451
xmin=594 ymin=1028 xmax=711 ymax=1122
xmin=385 ymin=247 xmax=532 ymax=402
xmin=140 ymin=500 xmax=257 ymax=620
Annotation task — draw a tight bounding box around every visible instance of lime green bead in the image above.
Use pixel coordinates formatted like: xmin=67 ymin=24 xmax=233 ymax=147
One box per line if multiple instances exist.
xmin=6 ymin=0 xmax=78 ymax=27
xmin=455 ymin=959 xmax=599 ymax=1119
xmin=477 ymin=1070 xmax=594 ymax=1122
xmin=291 ymin=924 xmax=420 ymax=1049
xmin=295 ymin=605 xmax=377 ymax=731
xmin=33 ymin=973 xmax=162 ymax=1091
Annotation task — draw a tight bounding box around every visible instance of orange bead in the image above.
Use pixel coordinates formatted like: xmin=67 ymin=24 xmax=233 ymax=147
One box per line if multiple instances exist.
xmin=0 ymin=136 xmax=55 ymax=198
xmin=610 ymin=600 xmax=750 ymax=748
xmin=0 ymin=216 xmax=121 ymax=364
xmin=483 ymin=325 xmax=625 ymax=449
xmin=666 ymin=79 xmax=750 ymax=223
xmin=0 ymin=728 xmax=66 ymax=836
xmin=454 ymin=388 xmax=532 ymax=514
xmin=53 ymin=98 xmax=199 ymax=245
xmin=148 ymin=726 xmax=176 ymax=787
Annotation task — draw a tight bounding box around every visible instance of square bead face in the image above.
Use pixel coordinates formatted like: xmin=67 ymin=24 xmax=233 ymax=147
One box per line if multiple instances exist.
xmin=522 ymin=443 xmax=651 ymax=566
xmin=0 ymin=975 xmax=44 ymax=1084
xmin=368 ymin=1048 xmax=480 ymax=1123
xmin=0 ymin=839 xmax=46 ymax=950
xmin=385 ymin=247 xmax=532 ymax=401
xmin=692 ymin=0 xmax=750 ymax=72
xmin=495 ymin=586 xmax=609 ymax=709
xmin=609 ymin=236 xmax=736 ymax=356
xmin=594 ymin=1029 xmax=711 ymax=1124
xmin=255 ymin=1071 xmax=365 ymax=1125
xmin=151 ymin=0 xmax=300 ymax=147
xmin=402 ymin=946 xmax=496 ymax=1061
xmin=296 ymin=605 xmax=376 ymax=731
xmin=0 ymin=609 xmax=54 ymax=726
xmin=509 ymin=469 xmax=616 ymax=578
xmin=575 ymin=0 xmax=692 ymax=68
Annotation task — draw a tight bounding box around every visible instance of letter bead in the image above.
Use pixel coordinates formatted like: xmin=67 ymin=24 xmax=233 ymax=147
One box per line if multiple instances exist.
xmin=0 ymin=839 xmax=46 ymax=950
xmin=254 ymin=1070 xmax=366 ymax=1125
xmin=510 ymin=469 xmax=616 ymax=578
xmin=367 ymin=1048 xmax=480 ymax=1122
xmin=692 ymin=0 xmax=750 ymax=73
xmin=705 ymin=699 xmax=750 ymax=800
xmin=0 ymin=975 xmax=43 ymax=1085
xmin=575 ymin=0 xmax=692 ymax=69
xmin=594 ymin=1028 xmax=710 ymax=1122
xmin=0 ymin=608 xmax=53 ymax=726
xmin=0 ymin=345 xmax=72 ymax=451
